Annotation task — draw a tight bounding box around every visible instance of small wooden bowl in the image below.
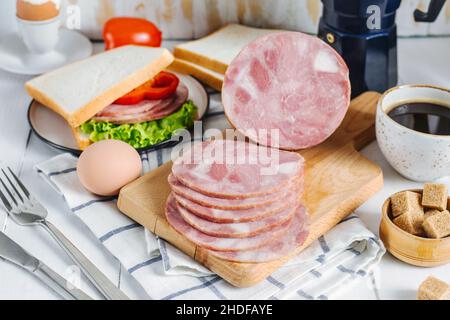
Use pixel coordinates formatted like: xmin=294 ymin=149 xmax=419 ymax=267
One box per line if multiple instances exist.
xmin=379 ymin=189 xmax=450 ymax=267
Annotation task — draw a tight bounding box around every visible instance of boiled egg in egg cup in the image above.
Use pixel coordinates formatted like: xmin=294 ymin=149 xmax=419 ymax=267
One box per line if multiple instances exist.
xmin=16 ymin=0 xmax=62 ymax=54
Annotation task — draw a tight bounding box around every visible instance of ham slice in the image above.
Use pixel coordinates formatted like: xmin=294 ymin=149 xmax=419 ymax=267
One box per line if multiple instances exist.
xmin=165 ymin=194 xmax=292 ymax=252
xmin=168 ymin=173 xmax=302 ymax=210
xmin=94 ymin=82 xmax=189 ymax=124
xmin=176 ymin=199 xmax=297 ymax=238
xmin=172 ymin=140 xmax=304 ymax=198
xmin=208 ymin=204 xmax=309 ymax=263
xmin=222 ymin=32 xmax=350 ymax=150
xmin=148 ymin=82 xmax=188 ymax=114
xmin=173 ymin=180 xmax=301 ymax=223
xmin=96 ymin=96 xmax=175 ymax=117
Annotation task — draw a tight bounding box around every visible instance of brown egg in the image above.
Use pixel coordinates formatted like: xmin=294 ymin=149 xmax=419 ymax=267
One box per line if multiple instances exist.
xmin=77 ymin=140 xmax=142 ymax=196
xmin=16 ymin=0 xmax=60 ymax=21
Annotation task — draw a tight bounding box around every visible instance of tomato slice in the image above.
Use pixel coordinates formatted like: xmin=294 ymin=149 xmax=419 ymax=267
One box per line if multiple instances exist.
xmin=103 ymin=17 xmax=162 ymax=50
xmin=115 ymin=72 xmax=180 ymax=105
xmin=146 ymin=72 xmax=180 ymax=100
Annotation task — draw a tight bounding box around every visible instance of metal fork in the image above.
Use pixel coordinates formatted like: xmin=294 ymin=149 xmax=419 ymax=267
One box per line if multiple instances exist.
xmin=0 ymin=167 xmax=129 ymax=300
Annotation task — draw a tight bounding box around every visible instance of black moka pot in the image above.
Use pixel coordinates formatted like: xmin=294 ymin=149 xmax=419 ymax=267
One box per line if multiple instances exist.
xmin=318 ymin=0 xmax=446 ymax=97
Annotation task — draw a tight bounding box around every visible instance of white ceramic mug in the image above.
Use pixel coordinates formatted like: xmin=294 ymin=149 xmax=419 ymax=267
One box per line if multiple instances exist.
xmin=17 ymin=16 xmax=60 ymax=54
xmin=376 ymin=84 xmax=450 ymax=182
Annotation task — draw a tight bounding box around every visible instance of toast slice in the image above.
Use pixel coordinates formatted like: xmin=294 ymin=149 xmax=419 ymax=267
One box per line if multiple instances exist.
xmin=173 ymin=24 xmax=278 ymax=74
xmin=169 ymin=58 xmax=224 ymax=91
xmin=71 ymin=127 xmax=92 ymax=151
xmin=26 ymin=45 xmax=174 ymax=128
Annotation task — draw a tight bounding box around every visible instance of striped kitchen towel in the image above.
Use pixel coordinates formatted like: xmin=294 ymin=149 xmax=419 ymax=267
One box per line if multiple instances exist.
xmin=35 ymin=91 xmax=385 ymax=300
xmin=36 ymin=152 xmax=385 ymax=300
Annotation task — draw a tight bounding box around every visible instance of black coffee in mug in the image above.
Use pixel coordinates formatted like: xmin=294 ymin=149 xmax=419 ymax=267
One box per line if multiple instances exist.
xmin=387 ymin=102 xmax=450 ymax=135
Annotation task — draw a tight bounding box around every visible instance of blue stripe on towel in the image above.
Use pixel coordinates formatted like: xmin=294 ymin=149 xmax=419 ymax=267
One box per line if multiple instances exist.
xmin=198 ymin=277 xmax=227 ymax=300
xmin=162 ymin=277 xmax=222 ymax=300
xmin=128 ymin=256 xmax=162 ymax=274
xmin=310 ymin=270 xmax=322 ymax=278
xmin=266 ymin=276 xmax=285 ymax=289
xmin=318 ymin=236 xmax=330 ymax=253
xmin=369 ymin=236 xmax=380 ymax=243
xmin=71 ymin=197 xmax=116 ymax=212
xmin=297 ymin=289 xmax=314 ymax=300
xmin=43 ymin=167 xmax=77 ymax=177
xmin=357 ymin=270 xmax=367 ymax=277
xmin=99 ymin=223 xmax=141 ymax=242
xmin=316 ymin=254 xmax=326 ymax=264
xmin=337 ymin=265 xmax=356 ymax=275
xmin=348 ymin=247 xmax=362 ymax=256
xmin=156 ymin=149 xmax=163 ymax=167
xmin=338 ymin=265 xmax=366 ymax=277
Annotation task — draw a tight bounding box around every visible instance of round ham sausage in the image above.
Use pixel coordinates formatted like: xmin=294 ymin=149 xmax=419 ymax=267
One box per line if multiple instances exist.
xmin=165 ymin=194 xmax=292 ymax=252
xmin=208 ymin=204 xmax=309 ymax=263
xmin=168 ymin=174 xmax=302 ymax=210
xmin=222 ymin=32 xmax=350 ymax=150
xmin=172 ymin=140 xmax=304 ymax=198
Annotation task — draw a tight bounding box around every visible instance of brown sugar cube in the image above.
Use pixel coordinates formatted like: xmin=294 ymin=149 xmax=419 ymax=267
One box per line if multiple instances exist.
xmin=422 ymin=183 xmax=448 ymax=211
xmin=422 ymin=210 xmax=450 ymax=239
xmin=418 ymin=276 xmax=450 ymax=300
xmin=393 ymin=209 xmax=424 ymax=235
xmin=390 ymin=191 xmax=423 ymax=218
xmin=424 ymin=209 xmax=442 ymax=220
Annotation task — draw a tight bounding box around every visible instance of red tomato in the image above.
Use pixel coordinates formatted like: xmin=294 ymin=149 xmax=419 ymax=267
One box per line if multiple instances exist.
xmin=103 ymin=17 xmax=162 ymax=50
xmin=115 ymin=72 xmax=180 ymax=105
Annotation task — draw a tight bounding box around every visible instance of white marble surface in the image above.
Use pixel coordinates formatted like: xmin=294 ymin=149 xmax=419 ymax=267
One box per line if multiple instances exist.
xmin=0 ymin=36 xmax=449 ymax=300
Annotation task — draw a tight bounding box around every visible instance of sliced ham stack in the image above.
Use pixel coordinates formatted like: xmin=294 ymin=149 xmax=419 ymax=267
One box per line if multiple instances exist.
xmin=166 ymin=140 xmax=309 ymax=263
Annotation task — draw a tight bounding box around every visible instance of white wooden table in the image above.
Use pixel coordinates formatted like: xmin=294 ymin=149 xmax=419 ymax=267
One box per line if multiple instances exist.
xmin=0 ymin=37 xmax=449 ymax=300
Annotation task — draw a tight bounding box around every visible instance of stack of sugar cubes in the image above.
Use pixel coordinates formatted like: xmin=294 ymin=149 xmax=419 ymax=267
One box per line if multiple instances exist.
xmin=390 ymin=183 xmax=450 ymax=239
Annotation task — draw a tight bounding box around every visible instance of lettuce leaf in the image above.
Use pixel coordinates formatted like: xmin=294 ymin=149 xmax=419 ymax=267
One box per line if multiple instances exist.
xmin=80 ymin=100 xmax=198 ymax=149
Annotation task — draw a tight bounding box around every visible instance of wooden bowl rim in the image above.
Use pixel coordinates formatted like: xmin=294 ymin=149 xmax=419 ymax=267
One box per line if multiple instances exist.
xmin=381 ymin=188 xmax=450 ymax=244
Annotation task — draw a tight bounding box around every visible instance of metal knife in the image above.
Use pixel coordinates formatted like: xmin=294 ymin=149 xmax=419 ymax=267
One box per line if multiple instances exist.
xmin=0 ymin=231 xmax=93 ymax=300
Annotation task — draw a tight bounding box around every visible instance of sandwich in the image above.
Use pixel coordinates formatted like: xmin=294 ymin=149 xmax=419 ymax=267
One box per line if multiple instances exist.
xmin=25 ymin=45 xmax=198 ymax=150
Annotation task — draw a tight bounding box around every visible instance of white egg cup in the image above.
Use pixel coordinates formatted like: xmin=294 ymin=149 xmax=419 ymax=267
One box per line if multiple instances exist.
xmin=17 ymin=15 xmax=60 ymax=55
xmin=376 ymin=84 xmax=450 ymax=182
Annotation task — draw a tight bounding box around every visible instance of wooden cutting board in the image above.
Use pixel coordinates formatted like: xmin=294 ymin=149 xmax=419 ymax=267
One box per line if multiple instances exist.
xmin=118 ymin=91 xmax=383 ymax=287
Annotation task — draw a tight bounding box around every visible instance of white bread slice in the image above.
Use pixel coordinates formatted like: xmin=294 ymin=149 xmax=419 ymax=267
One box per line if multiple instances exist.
xmin=169 ymin=58 xmax=224 ymax=92
xmin=71 ymin=127 xmax=91 ymax=151
xmin=173 ymin=24 xmax=278 ymax=74
xmin=25 ymin=45 xmax=174 ymax=128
